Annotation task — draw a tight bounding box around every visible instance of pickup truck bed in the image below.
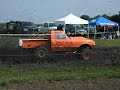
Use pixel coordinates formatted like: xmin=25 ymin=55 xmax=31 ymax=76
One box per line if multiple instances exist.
xmin=19 ymin=39 xmax=49 ymax=48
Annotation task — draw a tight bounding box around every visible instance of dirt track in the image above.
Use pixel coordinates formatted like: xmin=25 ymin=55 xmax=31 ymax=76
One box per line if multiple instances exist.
xmin=1 ymin=78 xmax=120 ymax=90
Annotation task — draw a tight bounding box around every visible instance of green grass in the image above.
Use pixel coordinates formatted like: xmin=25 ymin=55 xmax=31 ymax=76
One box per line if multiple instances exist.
xmin=0 ymin=64 xmax=120 ymax=86
xmin=94 ymin=39 xmax=120 ymax=47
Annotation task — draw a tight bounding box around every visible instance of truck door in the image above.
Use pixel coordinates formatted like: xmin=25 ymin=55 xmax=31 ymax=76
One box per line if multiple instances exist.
xmin=7 ymin=22 xmax=17 ymax=34
xmin=51 ymin=32 xmax=73 ymax=51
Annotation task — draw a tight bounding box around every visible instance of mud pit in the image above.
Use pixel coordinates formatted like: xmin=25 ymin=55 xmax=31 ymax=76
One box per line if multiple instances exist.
xmin=85 ymin=47 xmax=120 ymax=65
xmin=0 ymin=47 xmax=120 ymax=66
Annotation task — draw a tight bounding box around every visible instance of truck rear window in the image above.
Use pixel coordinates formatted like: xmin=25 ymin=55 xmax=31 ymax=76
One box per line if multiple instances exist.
xmin=55 ymin=32 xmax=66 ymax=39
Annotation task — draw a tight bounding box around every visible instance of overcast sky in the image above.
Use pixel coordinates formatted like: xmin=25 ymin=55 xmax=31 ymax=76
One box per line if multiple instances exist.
xmin=0 ymin=0 xmax=120 ymax=23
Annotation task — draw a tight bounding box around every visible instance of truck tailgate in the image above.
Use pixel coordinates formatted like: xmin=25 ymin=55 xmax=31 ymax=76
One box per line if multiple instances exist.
xmin=19 ymin=39 xmax=49 ymax=48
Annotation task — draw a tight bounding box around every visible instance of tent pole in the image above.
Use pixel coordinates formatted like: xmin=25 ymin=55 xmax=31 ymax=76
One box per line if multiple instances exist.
xmin=94 ymin=25 xmax=96 ymax=39
xmin=88 ymin=24 xmax=89 ymax=38
xmin=75 ymin=24 xmax=76 ymax=36
xmin=104 ymin=26 xmax=105 ymax=32
xmin=63 ymin=24 xmax=66 ymax=33
xmin=118 ymin=25 xmax=119 ymax=38
xmin=104 ymin=26 xmax=106 ymax=39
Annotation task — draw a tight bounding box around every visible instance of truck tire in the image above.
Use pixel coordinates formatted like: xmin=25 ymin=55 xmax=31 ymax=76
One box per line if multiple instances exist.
xmin=78 ymin=47 xmax=92 ymax=60
xmin=35 ymin=46 xmax=48 ymax=60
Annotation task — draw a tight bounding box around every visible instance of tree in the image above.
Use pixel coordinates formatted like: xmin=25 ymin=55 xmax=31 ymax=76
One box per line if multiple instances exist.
xmin=110 ymin=14 xmax=120 ymax=25
xmin=80 ymin=15 xmax=91 ymax=20
xmin=93 ymin=15 xmax=101 ymax=19
xmin=102 ymin=14 xmax=110 ymax=19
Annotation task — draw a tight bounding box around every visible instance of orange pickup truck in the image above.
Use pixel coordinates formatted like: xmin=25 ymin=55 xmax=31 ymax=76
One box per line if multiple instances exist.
xmin=19 ymin=30 xmax=95 ymax=60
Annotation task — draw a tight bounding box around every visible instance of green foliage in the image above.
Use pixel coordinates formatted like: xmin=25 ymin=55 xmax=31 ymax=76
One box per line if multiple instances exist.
xmin=80 ymin=15 xmax=92 ymax=20
xmin=110 ymin=14 xmax=120 ymax=25
xmin=102 ymin=14 xmax=111 ymax=19
xmin=0 ymin=64 xmax=120 ymax=86
xmin=93 ymin=15 xmax=101 ymax=19
xmin=35 ymin=24 xmax=43 ymax=27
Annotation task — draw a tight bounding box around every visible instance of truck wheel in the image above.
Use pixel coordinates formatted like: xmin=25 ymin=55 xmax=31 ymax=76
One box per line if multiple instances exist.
xmin=78 ymin=47 xmax=92 ymax=60
xmin=35 ymin=46 xmax=48 ymax=59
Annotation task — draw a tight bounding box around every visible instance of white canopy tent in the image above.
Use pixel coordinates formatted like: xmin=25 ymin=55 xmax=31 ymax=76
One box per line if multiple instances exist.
xmin=54 ymin=13 xmax=88 ymax=25
xmin=54 ymin=13 xmax=89 ymax=37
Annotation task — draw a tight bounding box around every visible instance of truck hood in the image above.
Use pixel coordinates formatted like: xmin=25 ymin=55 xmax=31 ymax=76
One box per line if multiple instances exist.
xmin=69 ymin=37 xmax=95 ymax=47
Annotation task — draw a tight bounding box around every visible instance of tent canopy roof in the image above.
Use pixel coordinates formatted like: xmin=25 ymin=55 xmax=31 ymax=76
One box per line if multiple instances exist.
xmin=54 ymin=13 xmax=88 ymax=25
xmin=89 ymin=16 xmax=119 ymax=26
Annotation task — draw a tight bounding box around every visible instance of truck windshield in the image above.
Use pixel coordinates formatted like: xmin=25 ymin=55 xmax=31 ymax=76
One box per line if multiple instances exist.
xmin=49 ymin=23 xmax=56 ymax=27
xmin=44 ymin=23 xmax=56 ymax=27
xmin=22 ymin=22 xmax=35 ymax=26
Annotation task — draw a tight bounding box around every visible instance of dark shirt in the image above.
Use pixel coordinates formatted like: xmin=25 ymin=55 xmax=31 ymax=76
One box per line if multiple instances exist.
xmin=57 ymin=25 xmax=63 ymax=30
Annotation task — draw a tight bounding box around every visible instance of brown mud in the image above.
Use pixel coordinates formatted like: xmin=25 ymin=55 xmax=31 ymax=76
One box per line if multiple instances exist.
xmin=0 ymin=47 xmax=120 ymax=66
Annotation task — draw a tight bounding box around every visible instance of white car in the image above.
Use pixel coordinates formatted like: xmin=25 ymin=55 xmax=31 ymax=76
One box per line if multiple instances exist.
xmin=39 ymin=22 xmax=57 ymax=33
xmin=76 ymin=29 xmax=87 ymax=35
xmin=116 ymin=31 xmax=120 ymax=37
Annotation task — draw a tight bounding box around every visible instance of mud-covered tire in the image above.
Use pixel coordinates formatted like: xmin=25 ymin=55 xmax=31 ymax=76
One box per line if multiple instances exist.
xmin=35 ymin=46 xmax=48 ymax=60
xmin=77 ymin=47 xmax=92 ymax=60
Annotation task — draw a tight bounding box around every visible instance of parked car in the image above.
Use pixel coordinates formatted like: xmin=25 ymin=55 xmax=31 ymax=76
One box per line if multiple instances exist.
xmin=76 ymin=29 xmax=88 ymax=37
xmin=116 ymin=31 xmax=120 ymax=38
xmin=0 ymin=25 xmax=6 ymax=33
xmin=65 ymin=24 xmax=88 ymax=37
xmin=5 ymin=21 xmax=39 ymax=34
xmin=39 ymin=22 xmax=57 ymax=33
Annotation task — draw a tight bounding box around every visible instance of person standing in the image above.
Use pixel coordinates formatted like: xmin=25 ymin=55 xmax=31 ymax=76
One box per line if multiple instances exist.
xmin=57 ymin=24 xmax=63 ymax=30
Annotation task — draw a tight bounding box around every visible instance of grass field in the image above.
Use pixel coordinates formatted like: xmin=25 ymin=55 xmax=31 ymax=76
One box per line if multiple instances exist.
xmin=0 ymin=64 xmax=120 ymax=86
xmin=94 ymin=39 xmax=120 ymax=47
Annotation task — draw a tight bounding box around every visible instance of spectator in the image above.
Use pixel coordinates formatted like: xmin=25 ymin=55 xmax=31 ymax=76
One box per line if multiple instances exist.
xmin=57 ymin=24 xmax=63 ymax=30
xmin=104 ymin=31 xmax=109 ymax=39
